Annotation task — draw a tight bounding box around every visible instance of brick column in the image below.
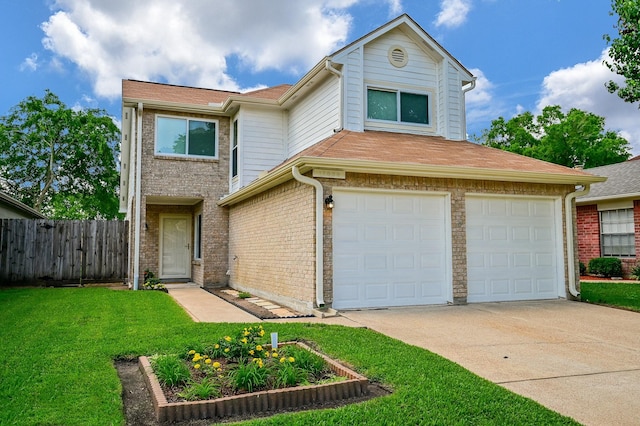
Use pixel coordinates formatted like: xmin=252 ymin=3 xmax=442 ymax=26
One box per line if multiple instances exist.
xmin=576 ymin=204 xmax=600 ymax=267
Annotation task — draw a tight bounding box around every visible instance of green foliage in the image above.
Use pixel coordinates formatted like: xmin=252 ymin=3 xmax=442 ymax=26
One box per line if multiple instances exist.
xmin=580 ymin=281 xmax=640 ymax=312
xmin=604 ymin=0 xmax=640 ymax=104
xmin=631 ymin=263 xmax=640 ymax=280
xmin=230 ymin=359 xmax=269 ymax=392
xmin=149 ymin=354 xmax=190 ymax=387
xmin=0 ymin=288 xmax=579 ymax=425
xmin=238 ymin=291 xmax=252 ymax=299
xmin=177 ymin=379 xmax=220 ymax=401
xmin=280 ymin=344 xmax=327 ymax=379
xmin=143 ymin=269 xmax=165 ymax=291
xmin=588 ymin=257 xmax=623 ymax=277
xmin=579 ymin=261 xmax=587 ymax=276
xmin=477 ymin=105 xmax=631 ymax=168
xmin=0 ymin=90 xmax=121 ymax=219
xmin=272 ymin=360 xmax=308 ymax=388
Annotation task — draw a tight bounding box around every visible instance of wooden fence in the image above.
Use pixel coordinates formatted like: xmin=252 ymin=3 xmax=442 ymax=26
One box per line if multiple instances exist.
xmin=0 ymin=219 xmax=128 ymax=286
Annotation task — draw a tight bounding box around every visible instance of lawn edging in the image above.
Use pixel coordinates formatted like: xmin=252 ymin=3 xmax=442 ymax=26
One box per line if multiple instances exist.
xmin=139 ymin=341 xmax=370 ymax=422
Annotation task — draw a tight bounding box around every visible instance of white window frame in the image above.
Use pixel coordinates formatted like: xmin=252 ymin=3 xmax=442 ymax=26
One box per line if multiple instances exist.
xmin=231 ymin=119 xmax=239 ymax=178
xmin=600 ymin=208 xmax=635 ymax=257
xmin=366 ymin=86 xmax=431 ymax=126
xmin=155 ymin=114 xmax=219 ymax=159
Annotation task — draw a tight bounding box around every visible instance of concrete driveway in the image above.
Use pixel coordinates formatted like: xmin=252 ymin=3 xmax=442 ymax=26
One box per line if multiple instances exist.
xmin=341 ymin=300 xmax=640 ymax=426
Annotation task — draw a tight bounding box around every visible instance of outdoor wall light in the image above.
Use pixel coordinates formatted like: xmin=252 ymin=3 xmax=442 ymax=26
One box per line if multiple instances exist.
xmin=324 ymin=195 xmax=334 ymax=209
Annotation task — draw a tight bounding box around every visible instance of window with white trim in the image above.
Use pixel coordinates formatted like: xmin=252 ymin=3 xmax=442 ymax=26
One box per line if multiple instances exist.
xmin=600 ymin=208 xmax=635 ymax=257
xmin=232 ymin=119 xmax=238 ymax=178
xmin=194 ymin=213 xmax=202 ymax=260
xmin=367 ymin=88 xmax=430 ymax=125
xmin=156 ymin=115 xmax=218 ymax=158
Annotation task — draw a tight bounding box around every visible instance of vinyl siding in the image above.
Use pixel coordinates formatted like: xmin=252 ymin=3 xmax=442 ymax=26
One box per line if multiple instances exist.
xmin=344 ymin=47 xmax=364 ymax=132
xmin=240 ymin=107 xmax=286 ymax=188
xmin=446 ymin=61 xmax=464 ymax=140
xmin=287 ymin=75 xmax=340 ymax=157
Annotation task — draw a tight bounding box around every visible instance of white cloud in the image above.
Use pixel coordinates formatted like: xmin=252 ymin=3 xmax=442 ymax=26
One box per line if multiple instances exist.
xmin=465 ymin=68 xmax=506 ymax=128
xmin=536 ymin=49 xmax=640 ymax=155
xmin=20 ymin=53 xmax=39 ymax=71
xmin=40 ymin=0 xmax=363 ymax=99
xmin=434 ymin=0 xmax=472 ymax=28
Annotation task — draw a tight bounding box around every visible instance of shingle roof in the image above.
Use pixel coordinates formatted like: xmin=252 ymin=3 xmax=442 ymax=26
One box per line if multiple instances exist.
xmin=122 ymin=80 xmax=239 ymax=105
xmin=288 ymin=130 xmax=596 ymax=178
xmin=578 ymin=159 xmax=640 ymax=201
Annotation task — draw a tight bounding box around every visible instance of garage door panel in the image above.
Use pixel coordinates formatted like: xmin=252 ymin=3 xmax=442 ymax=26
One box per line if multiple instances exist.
xmin=333 ymin=191 xmax=451 ymax=309
xmin=466 ymin=196 xmax=563 ymax=303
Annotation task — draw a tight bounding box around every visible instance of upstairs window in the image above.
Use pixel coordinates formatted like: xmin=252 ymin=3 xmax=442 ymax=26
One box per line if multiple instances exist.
xmin=156 ymin=115 xmax=218 ymax=158
xmin=232 ymin=119 xmax=238 ymax=178
xmin=600 ymin=208 xmax=635 ymax=257
xmin=367 ymin=88 xmax=429 ymax=125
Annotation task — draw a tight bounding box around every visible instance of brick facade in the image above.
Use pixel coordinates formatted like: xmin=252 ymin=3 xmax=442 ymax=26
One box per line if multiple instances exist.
xmin=130 ymin=109 xmax=230 ymax=286
xmin=228 ymin=171 xmax=576 ymax=311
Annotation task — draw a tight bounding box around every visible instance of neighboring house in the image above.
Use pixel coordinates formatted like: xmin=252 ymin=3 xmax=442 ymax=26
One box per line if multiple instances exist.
xmin=576 ymin=156 xmax=640 ymax=277
xmin=0 ymin=191 xmax=45 ymax=219
xmin=120 ymin=14 xmax=603 ymax=313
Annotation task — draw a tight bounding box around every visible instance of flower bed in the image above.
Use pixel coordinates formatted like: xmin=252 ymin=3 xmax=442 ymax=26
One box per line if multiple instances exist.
xmin=140 ymin=326 xmax=370 ymax=422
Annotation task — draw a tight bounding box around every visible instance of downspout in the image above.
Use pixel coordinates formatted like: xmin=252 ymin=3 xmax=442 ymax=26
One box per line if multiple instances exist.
xmin=291 ymin=166 xmax=325 ymax=307
xmin=565 ymin=184 xmax=590 ymax=298
xmin=325 ymin=60 xmax=343 ymax=131
xmin=133 ymin=102 xmax=143 ymax=290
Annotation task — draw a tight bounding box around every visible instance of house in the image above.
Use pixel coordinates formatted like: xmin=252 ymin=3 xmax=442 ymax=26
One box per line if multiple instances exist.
xmin=0 ymin=191 xmax=45 ymax=219
xmin=576 ymin=156 xmax=640 ymax=277
xmin=119 ymin=14 xmax=603 ymax=313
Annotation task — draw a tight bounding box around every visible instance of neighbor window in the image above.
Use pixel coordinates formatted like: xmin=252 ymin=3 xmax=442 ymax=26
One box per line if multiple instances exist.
xmin=367 ymin=88 xmax=429 ymax=125
xmin=194 ymin=213 xmax=202 ymax=260
xmin=156 ymin=116 xmax=217 ymax=158
xmin=232 ymin=119 xmax=238 ymax=178
xmin=600 ymin=208 xmax=635 ymax=257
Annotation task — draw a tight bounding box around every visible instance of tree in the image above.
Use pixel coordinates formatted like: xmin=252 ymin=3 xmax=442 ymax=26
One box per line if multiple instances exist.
xmin=0 ymin=90 xmax=121 ymax=219
xmin=477 ymin=105 xmax=631 ymax=168
xmin=604 ymin=0 xmax=640 ymax=104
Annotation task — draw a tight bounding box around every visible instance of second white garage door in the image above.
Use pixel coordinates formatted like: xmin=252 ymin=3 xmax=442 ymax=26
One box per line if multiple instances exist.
xmin=332 ymin=190 xmax=452 ymax=309
xmin=466 ymin=195 xmax=564 ymax=302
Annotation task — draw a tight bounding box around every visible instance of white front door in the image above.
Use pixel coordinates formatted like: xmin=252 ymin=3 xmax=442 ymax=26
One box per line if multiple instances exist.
xmin=160 ymin=215 xmax=191 ymax=279
xmin=466 ymin=196 xmax=564 ymax=302
xmin=332 ymin=189 xmax=452 ymax=309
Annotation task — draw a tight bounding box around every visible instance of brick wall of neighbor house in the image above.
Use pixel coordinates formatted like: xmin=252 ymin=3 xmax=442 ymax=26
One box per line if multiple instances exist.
xmin=136 ymin=109 xmax=230 ymax=286
xmin=228 ymin=180 xmax=316 ymax=313
xmin=577 ymin=204 xmax=601 ymax=268
xmin=320 ymin=174 xmax=575 ymax=304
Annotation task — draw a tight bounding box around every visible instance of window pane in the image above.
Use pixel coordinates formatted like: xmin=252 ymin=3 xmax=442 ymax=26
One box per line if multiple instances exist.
xmin=232 ymin=120 xmax=238 ymax=177
xmin=600 ymin=208 xmax=636 ymax=256
xmin=400 ymin=92 xmax=428 ymax=124
xmin=157 ymin=117 xmax=186 ymax=154
xmin=367 ymin=89 xmax=397 ymax=121
xmin=188 ymin=120 xmax=216 ymax=157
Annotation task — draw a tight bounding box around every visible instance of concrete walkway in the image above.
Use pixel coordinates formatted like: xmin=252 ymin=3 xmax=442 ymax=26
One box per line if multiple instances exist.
xmin=167 ymin=287 xmax=640 ymax=426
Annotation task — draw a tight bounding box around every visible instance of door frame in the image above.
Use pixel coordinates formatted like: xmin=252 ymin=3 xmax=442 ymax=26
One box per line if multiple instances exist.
xmin=159 ymin=213 xmax=192 ymax=279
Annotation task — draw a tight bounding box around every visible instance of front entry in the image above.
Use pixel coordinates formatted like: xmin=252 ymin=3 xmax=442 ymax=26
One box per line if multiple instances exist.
xmin=160 ymin=215 xmax=191 ymax=279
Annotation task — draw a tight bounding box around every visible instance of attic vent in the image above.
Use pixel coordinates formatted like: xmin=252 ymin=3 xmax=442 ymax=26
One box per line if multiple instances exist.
xmin=388 ymin=45 xmax=408 ymax=68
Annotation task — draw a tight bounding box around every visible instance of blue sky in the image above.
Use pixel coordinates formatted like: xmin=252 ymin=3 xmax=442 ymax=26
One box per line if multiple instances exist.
xmin=2 ymin=0 xmax=639 ymax=155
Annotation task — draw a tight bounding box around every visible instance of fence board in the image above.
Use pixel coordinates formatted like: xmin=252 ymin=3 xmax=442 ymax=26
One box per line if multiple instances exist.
xmin=0 ymin=219 xmax=128 ymax=286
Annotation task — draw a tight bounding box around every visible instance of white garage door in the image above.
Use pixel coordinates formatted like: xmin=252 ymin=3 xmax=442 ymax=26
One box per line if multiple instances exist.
xmin=332 ymin=190 xmax=452 ymax=309
xmin=466 ymin=196 xmax=564 ymax=302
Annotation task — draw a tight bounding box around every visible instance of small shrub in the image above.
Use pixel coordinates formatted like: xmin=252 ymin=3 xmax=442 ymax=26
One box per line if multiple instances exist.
xmin=272 ymin=359 xmax=307 ymax=388
xmin=279 ymin=345 xmax=327 ymax=380
xmin=150 ymin=354 xmax=190 ymax=387
xmin=588 ymin=257 xmax=623 ymax=278
xmin=177 ymin=379 xmax=220 ymax=401
xmin=579 ymin=261 xmax=586 ymax=276
xmin=238 ymin=291 xmax=252 ymax=299
xmin=143 ymin=269 xmax=165 ymax=291
xmin=631 ymin=263 xmax=640 ymax=280
xmin=230 ymin=360 xmax=268 ymax=392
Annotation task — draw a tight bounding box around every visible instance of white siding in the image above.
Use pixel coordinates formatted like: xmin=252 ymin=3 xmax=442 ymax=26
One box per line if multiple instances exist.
xmin=287 ymin=76 xmax=340 ymax=157
xmin=240 ymin=107 xmax=286 ymax=187
xmin=446 ymin=62 xmax=464 ymax=140
xmin=344 ymin=47 xmax=364 ymax=132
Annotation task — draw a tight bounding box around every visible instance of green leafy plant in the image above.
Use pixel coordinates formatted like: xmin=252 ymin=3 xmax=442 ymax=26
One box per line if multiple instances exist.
xmin=579 ymin=261 xmax=587 ymax=276
xmin=177 ymin=379 xmax=220 ymax=401
xmin=272 ymin=357 xmax=307 ymax=388
xmin=149 ymin=354 xmax=190 ymax=387
xmin=588 ymin=258 xmax=623 ymax=278
xmin=143 ymin=269 xmax=165 ymax=291
xmin=631 ymin=264 xmax=640 ymax=280
xmin=229 ymin=360 xmax=269 ymax=392
xmin=238 ymin=291 xmax=252 ymax=299
xmin=280 ymin=344 xmax=326 ymax=379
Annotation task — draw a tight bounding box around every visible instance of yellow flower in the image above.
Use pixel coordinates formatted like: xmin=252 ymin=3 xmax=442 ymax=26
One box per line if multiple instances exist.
xmin=188 ymin=350 xmax=195 ymax=355
xmin=259 ymin=329 xmax=265 ymax=337
xmin=212 ymin=362 xmax=221 ymax=369
xmin=256 ymin=345 xmax=263 ymax=351
xmin=214 ymin=344 xmax=220 ymax=349
xmin=192 ymin=354 xmax=202 ymax=362
xmin=280 ymin=357 xmax=286 ymax=363
xmin=224 ymin=336 xmax=232 ymax=342
xmin=249 ymin=350 xmax=254 ymax=355
xmin=243 ymin=330 xmax=250 ymax=337
xmin=205 ymin=358 xmax=211 ymax=364
xmin=288 ymin=357 xmax=295 ymax=363
xmin=272 ymin=352 xmax=278 ymax=358
xmin=194 ymin=363 xmax=201 ymax=369
xmin=224 ymin=348 xmax=230 ymax=353
xmin=241 ymin=338 xmax=248 ymax=344
xmin=264 ymin=352 xmax=270 ymax=358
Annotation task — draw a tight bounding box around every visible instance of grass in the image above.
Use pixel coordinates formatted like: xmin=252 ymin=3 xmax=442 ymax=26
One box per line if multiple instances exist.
xmin=0 ymin=287 xmax=579 ymax=425
xmin=580 ymin=281 xmax=640 ymax=312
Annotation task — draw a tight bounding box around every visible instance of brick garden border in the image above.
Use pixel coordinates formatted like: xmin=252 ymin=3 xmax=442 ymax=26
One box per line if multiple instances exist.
xmin=139 ymin=342 xmax=370 ymax=422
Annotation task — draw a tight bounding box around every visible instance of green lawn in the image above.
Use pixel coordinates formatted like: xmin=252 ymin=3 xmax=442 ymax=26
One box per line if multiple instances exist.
xmin=0 ymin=288 xmax=578 ymax=425
xmin=580 ymin=281 xmax=640 ymax=312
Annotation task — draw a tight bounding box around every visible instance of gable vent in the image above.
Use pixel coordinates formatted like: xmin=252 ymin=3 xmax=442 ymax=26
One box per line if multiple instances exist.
xmin=388 ymin=45 xmax=408 ymax=68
